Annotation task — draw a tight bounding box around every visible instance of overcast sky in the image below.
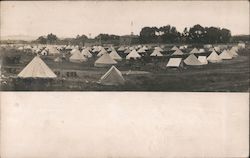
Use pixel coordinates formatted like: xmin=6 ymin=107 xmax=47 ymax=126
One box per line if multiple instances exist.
xmin=1 ymin=1 xmax=249 ymax=38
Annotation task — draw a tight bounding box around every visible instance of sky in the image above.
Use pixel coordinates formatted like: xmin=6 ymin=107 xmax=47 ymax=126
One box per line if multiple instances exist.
xmin=0 ymin=1 xmax=249 ymax=39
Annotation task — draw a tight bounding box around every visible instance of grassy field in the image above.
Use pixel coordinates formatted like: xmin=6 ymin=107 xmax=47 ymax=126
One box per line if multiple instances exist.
xmin=0 ymin=46 xmax=249 ymax=91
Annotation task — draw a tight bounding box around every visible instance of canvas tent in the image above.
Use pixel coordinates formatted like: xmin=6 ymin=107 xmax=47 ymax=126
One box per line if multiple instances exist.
xmin=95 ymin=53 xmax=117 ymax=67
xmin=99 ymin=66 xmax=125 ymax=86
xmin=70 ymin=48 xmax=81 ymax=55
xmin=150 ymin=49 xmax=163 ymax=57
xmin=166 ymin=58 xmax=183 ymax=68
xmin=171 ymin=46 xmax=179 ymax=51
xmin=189 ymin=48 xmax=199 ymax=54
xmin=198 ymin=56 xmax=208 ymax=65
xmin=172 ymin=48 xmax=184 ymax=55
xmin=118 ymin=46 xmax=126 ymax=51
xmin=54 ymin=57 xmax=63 ymax=62
xmin=18 ymin=56 xmax=56 ymax=78
xmin=238 ymin=43 xmax=245 ymax=49
xmin=69 ymin=51 xmax=87 ymax=63
xmin=214 ymin=46 xmax=220 ymax=52
xmin=81 ymin=49 xmax=92 ymax=58
xmin=124 ymin=49 xmax=131 ymax=54
xmin=97 ymin=47 xmax=108 ymax=57
xmin=109 ymin=50 xmax=122 ymax=61
xmin=126 ymin=49 xmax=141 ymax=59
xmin=184 ymin=54 xmax=202 ymax=66
xmin=207 ymin=51 xmax=222 ymax=63
xmin=137 ymin=47 xmax=146 ymax=53
xmin=40 ymin=50 xmax=48 ymax=56
xmin=155 ymin=47 xmax=163 ymax=52
xmin=219 ymin=50 xmax=233 ymax=59
xmin=229 ymin=49 xmax=238 ymax=57
xmin=199 ymin=48 xmax=205 ymax=53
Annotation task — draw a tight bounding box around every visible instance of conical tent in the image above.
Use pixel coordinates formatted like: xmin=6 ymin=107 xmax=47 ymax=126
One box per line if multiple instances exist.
xmin=207 ymin=51 xmax=222 ymax=63
xmin=172 ymin=48 xmax=184 ymax=55
xmin=137 ymin=47 xmax=146 ymax=53
xmin=231 ymin=46 xmax=239 ymax=52
xmin=126 ymin=49 xmax=141 ymax=59
xmin=209 ymin=48 xmax=215 ymax=52
xmin=166 ymin=58 xmax=182 ymax=67
xmin=18 ymin=56 xmax=56 ymax=78
xmin=95 ymin=53 xmax=117 ymax=67
xmin=124 ymin=49 xmax=131 ymax=54
xmin=155 ymin=47 xmax=163 ymax=52
xmin=219 ymin=50 xmax=233 ymax=59
xmin=69 ymin=51 xmax=87 ymax=63
xmin=45 ymin=46 xmax=60 ymax=55
xmin=97 ymin=48 xmax=108 ymax=56
xmin=171 ymin=46 xmax=179 ymax=51
xmin=198 ymin=56 xmax=208 ymax=65
xmin=190 ymin=48 xmax=199 ymax=54
xmin=70 ymin=48 xmax=81 ymax=55
xmin=150 ymin=49 xmax=163 ymax=57
xmin=199 ymin=48 xmax=205 ymax=53
xmin=229 ymin=49 xmax=238 ymax=57
xmin=142 ymin=45 xmax=148 ymax=50
xmin=81 ymin=49 xmax=92 ymax=58
xmin=184 ymin=54 xmax=202 ymax=65
xmin=40 ymin=50 xmax=48 ymax=56
xmin=118 ymin=46 xmax=125 ymax=51
xmin=54 ymin=57 xmax=62 ymax=62
xmin=109 ymin=50 xmax=122 ymax=61
xmin=99 ymin=66 xmax=125 ymax=86
xmin=214 ymin=46 xmax=220 ymax=52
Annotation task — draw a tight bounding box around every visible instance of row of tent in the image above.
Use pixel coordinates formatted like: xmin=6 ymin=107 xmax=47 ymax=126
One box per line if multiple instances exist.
xmin=16 ymin=43 xmax=242 ymax=85
xmin=167 ymin=49 xmax=238 ymax=67
xmin=17 ymin=55 xmax=125 ymax=85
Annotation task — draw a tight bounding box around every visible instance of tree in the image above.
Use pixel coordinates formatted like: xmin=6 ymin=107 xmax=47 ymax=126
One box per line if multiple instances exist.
xmin=188 ymin=24 xmax=206 ymax=43
xmin=36 ymin=36 xmax=47 ymax=44
xmin=47 ymin=33 xmax=58 ymax=44
xmin=220 ymin=28 xmax=231 ymax=43
xmin=139 ymin=27 xmax=158 ymax=43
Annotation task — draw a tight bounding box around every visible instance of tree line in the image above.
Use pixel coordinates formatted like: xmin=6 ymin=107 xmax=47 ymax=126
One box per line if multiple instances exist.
xmin=34 ymin=24 xmax=238 ymax=45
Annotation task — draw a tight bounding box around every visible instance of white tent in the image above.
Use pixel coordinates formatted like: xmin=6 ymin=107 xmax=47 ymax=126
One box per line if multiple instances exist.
xmin=18 ymin=56 xmax=56 ymax=78
xmin=184 ymin=54 xmax=202 ymax=66
xmin=198 ymin=56 xmax=208 ymax=65
xmin=214 ymin=46 xmax=220 ymax=52
xmin=47 ymin=46 xmax=60 ymax=55
xmin=142 ymin=45 xmax=148 ymax=50
xmin=118 ymin=46 xmax=126 ymax=51
xmin=109 ymin=50 xmax=122 ymax=61
xmin=171 ymin=46 xmax=179 ymax=51
xmin=209 ymin=47 xmax=215 ymax=52
xmin=207 ymin=51 xmax=222 ymax=63
xmin=155 ymin=46 xmax=163 ymax=52
xmin=238 ymin=43 xmax=245 ymax=49
xmin=150 ymin=49 xmax=163 ymax=57
xmin=137 ymin=47 xmax=146 ymax=53
xmin=231 ymin=46 xmax=239 ymax=52
xmin=166 ymin=58 xmax=182 ymax=68
xmin=95 ymin=53 xmax=117 ymax=67
xmin=40 ymin=50 xmax=48 ymax=56
xmin=199 ymin=48 xmax=205 ymax=53
xmin=54 ymin=57 xmax=63 ymax=62
xmin=124 ymin=49 xmax=131 ymax=54
xmin=97 ymin=47 xmax=108 ymax=57
xmin=228 ymin=49 xmax=238 ymax=57
xmin=18 ymin=46 xmax=24 ymax=50
xmin=99 ymin=66 xmax=125 ymax=86
xmin=189 ymin=48 xmax=199 ymax=54
xmin=70 ymin=48 xmax=81 ymax=55
xmin=219 ymin=50 xmax=233 ymax=60
xmin=81 ymin=49 xmax=92 ymax=58
xmin=172 ymin=48 xmax=184 ymax=55
xmin=69 ymin=51 xmax=87 ymax=63
xmin=126 ymin=49 xmax=141 ymax=60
